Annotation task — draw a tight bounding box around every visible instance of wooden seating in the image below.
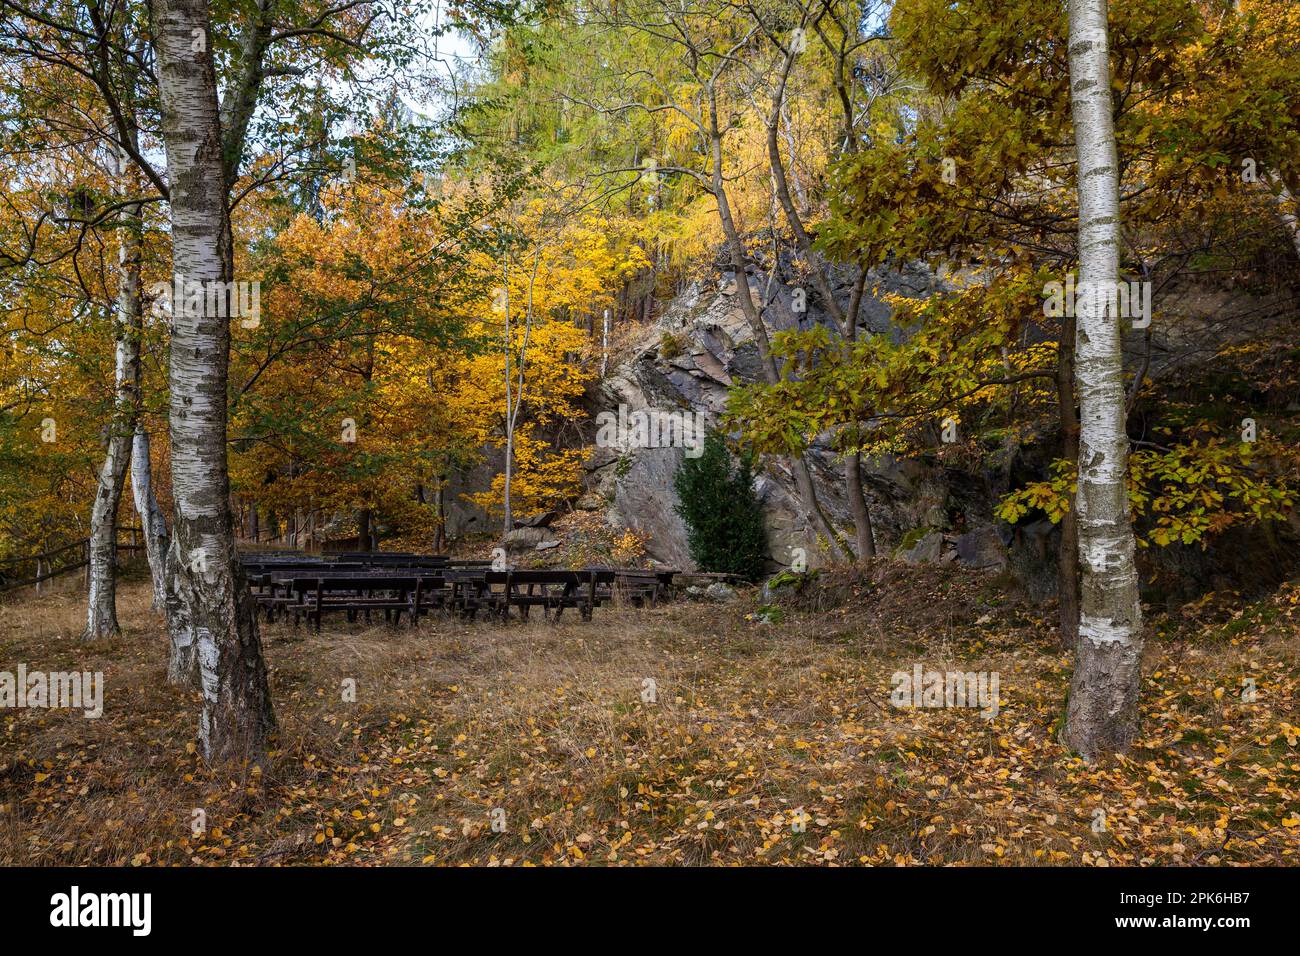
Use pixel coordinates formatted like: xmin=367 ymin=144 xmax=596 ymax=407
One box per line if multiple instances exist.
xmin=286 ymin=575 xmax=449 ymax=631
xmin=237 ymin=548 xmax=678 ymax=630
xmin=497 ymin=569 xmax=601 ymax=621
xmin=590 ymin=568 xmax=676 ymax=607
xmin=332 ymin=553 xmax=450 ymax=568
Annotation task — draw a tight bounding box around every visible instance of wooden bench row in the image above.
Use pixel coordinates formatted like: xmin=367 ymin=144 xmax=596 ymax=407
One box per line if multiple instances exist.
xmin=247 ymin=567 xmax=677 ymax=631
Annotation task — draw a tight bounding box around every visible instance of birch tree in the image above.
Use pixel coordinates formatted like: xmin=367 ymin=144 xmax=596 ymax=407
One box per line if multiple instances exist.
xmin=1062 ymin=0 xmax=1144 ymax=757
xmin=82 ymin=24 xmax=154 ymax=637
xmin=131 ymin=424 xmax=169 ymax=609
xmin=82 ymin=163 xmax=144 ymax=640
xmin=150 ymin=0 xmax=276 ymax=758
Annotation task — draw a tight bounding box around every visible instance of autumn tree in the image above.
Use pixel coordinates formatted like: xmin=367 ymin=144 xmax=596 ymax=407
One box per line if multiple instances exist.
xmin=458 ymin=194 xmax=648 ymax=526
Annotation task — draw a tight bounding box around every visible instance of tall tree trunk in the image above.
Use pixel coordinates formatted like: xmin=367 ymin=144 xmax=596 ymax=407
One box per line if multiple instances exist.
xmin=1056 ymin=313 xmax=1081 ymax=649
xmin=434 ymin=481 xmax=447 ymax=552
xmin=763 ymin=50 xmax=872 ymax=562
xmin=153 ymin=0 xmax=274 ymax=762
xmin=708 ymin=114 xmax=847 ymax=561
xmin=83 ymin=198 xmax=144 ymax=639
xmin=130 ymin=425 xmax=169 ymax=610
xmin=1062 ymin=0 xmax=1144 ymax=758
xmin=845 ymin=453 xmax=876 ymax=559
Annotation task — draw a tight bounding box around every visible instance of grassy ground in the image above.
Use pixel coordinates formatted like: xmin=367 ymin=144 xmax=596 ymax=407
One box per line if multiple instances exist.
xmin=1 ymin=562 xmax=1297 ymax=866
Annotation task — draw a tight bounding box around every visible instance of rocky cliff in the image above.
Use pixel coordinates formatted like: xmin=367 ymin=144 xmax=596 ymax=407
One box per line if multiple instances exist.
xmin=580 ymin=257 xmax=966 ymax=572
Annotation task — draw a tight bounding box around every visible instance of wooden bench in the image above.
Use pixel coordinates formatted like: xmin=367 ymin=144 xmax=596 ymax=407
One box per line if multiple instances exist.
xmin=590 ymin=568 xmax=676 ymax=607
xmin=286 ymin=575 xmax=449 ymax=631
xmin=332 ymin=553 xmax=450 ymax=568
xmin=244 ymin=564 xmax=370 ymax=620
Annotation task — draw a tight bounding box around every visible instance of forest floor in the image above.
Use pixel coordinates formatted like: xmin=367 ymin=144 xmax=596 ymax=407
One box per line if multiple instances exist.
xmin=2 ymin=561 xmax=1297 ymax=866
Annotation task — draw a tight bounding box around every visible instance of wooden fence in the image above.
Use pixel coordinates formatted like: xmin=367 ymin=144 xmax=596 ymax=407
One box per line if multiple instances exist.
xmin=0 ymin=526 xmax=145 ymax=593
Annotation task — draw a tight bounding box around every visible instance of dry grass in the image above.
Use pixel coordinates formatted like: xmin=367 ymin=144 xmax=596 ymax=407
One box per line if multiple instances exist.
xmin=1 ymin=562 xmax=1297 ymax=866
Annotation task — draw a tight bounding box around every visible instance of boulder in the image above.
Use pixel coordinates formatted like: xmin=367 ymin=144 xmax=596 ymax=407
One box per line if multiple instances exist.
xmin=514 ymin=510 xmax=558 ymax=529
xmin=501 ymin=527 xmax=557 ymax=552
xmin=955 ymin=526 xmax=1008 ymax=569
xmin=705 ymin=582 xmax=738 ymax=601
xmin=898 ymin=528 xmax=943 ymax=564
xmin=1006 ymin=519 xmax=1060 ymax=603
xmin=761 ymin=570 xmax=810 ymax=604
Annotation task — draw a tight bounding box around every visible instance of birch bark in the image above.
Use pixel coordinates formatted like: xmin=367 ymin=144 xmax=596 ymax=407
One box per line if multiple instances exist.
xmin=130 ymin=425 xmax=169 ymax=609
xmin=152 ymin=0 xmax=275 ymax=760
xmin=83 ymin=195 xmax=142 ymax=640
xmin=1062 ymin=0 xmax=1144 ymax=757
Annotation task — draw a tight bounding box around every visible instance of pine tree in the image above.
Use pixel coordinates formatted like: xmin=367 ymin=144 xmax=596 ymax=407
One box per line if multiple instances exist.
xmin=673 ymin=432 xmax=768 ymax=582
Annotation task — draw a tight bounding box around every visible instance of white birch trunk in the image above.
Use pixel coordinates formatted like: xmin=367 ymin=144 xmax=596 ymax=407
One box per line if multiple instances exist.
xmin=130 ymin=425 xmax=169 ymax=610
xmin=1062 ymin=0 xmax=1144 ymax=758
xmin=1267 ymin=173 xmax=1300 ymax=261
xmin=82 ymin=186 xmax=143 ymax=639
xmin=152 ymin=0 xmax=275 ymax=761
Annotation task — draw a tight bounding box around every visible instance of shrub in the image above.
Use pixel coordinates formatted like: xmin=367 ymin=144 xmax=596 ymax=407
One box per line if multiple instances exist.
xmin=659 ymin=331 xmax=683 ymax=359
xmin=673 ymin=432 xmax=767 ymax=581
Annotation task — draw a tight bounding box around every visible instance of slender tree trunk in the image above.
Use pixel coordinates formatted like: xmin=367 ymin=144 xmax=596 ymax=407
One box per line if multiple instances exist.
xmin=84 ymin=439 xmax=130 ymax=639
xmin=502 ymin=427 xmax=514 ymax=533
xmin=153 ymin=0 xmax=274 ymax=761
xmin=1062 ymin=0 xmax=1144 ymax=758
xmin=130 ymin=425 xmax=169 ymax=610
xmin=763 ymin=51 xmax=872 ymax=562
xmin=845 ymin=453 xmax=876 ymax=559
xmin=708 ymin=113 xmax=847 ymax=561
xmin=83 ymin=198 xmax=144 ymax=639
xmin=1056 ymin=313 xmax=1081 ymax=649
xmin=1267 ymin=173 xmax=1300 ymax=261
xmin=433 ymin=479 xmax=447 ymax=552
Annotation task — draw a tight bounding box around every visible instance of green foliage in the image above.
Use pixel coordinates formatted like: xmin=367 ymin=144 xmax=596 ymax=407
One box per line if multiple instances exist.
xmin=996 ymin=438 xmax=1295 ymax=548
xmin=673 ymin=432 xmax=767 ymax=582
xmin=726 ymin=269 xmax=1054 ymax=460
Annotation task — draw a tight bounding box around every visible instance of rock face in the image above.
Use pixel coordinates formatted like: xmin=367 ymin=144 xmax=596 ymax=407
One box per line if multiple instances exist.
xmin=1006 ymin=519 xmax=1060 ymax=602
xmin=955 ymin=526 xmax=1009 ymax=570
xmin=605 ymin=445 xmax=695 ymax=569
xmin=442 ymin=446 xmax=502 ymax=538
xmin=586 ymin=257 xmax=953 ymax=570
xmin=501 ymin=526 xmax=559 ymax=552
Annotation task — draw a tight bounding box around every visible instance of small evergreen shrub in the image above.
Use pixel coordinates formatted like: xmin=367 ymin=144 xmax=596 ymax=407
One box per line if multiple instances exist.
xmin=673 ymin=432 xmax=768 ymax=581
xmin=659 ymin=331 xmax=683 ymax=359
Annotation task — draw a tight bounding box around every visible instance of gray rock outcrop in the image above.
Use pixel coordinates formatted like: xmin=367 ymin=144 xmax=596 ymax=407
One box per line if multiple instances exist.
xmin=585 ymin=258 xmax=952 ymax=570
